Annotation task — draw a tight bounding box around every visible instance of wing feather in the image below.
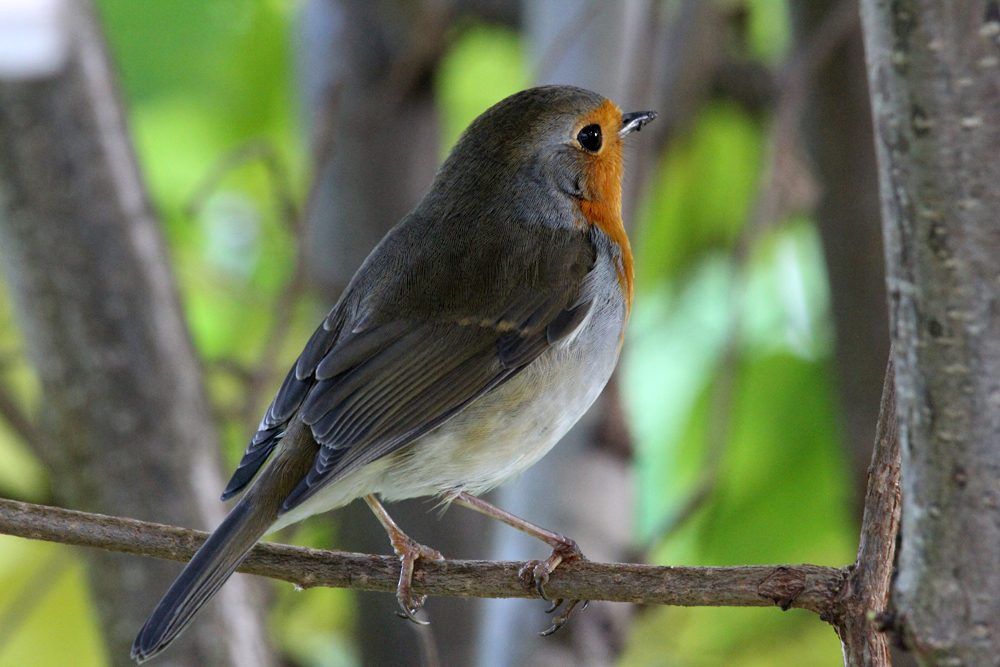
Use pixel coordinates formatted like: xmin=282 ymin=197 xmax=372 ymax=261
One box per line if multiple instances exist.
xmin=278 ymin=318 xmax=558 ymax=513
xmin=224 ymin=221 xmax=601 ymax=511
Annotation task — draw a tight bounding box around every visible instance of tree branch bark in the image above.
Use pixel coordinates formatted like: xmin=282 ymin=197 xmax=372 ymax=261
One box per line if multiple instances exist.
xmin=831 ymin=357 xmax=902 ymax=666
xmin=0 ymin=496 xmax=846 ymax=614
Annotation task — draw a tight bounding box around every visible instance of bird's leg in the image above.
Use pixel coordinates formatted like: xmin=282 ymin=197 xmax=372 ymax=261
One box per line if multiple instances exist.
xmin=364 ymin=494 xmax=443 ymax=624
xmin=451 ymin=491 xmax=587 ymax=634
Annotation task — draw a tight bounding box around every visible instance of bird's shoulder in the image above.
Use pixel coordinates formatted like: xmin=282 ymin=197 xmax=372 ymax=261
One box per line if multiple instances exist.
xmin=340 ymin=205 xmax=597 ymax=332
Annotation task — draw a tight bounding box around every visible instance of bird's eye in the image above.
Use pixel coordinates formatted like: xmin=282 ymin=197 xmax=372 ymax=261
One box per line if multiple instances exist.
xmin=577 ymin=124 xmax=602 ymax=152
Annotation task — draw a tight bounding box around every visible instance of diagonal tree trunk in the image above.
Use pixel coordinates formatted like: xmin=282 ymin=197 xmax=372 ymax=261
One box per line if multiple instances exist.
xmin=0 ymin=2 xmax=273 ymax=665
xmin=860 ymin=0 xmax=1000 ymax=663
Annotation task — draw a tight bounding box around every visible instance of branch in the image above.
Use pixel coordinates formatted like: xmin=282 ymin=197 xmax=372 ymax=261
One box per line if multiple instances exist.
xmin=0 ymin=496 xmax=845 ymax=614
xmin=186 ymin=139 xmax=300 ymax=235
xmin=532 ymin=0 xmax=606 ymax=84
xmin=644 ymin=343 xmax=739 ymax=550
xmin=0 ymin=378 xmax=47 ymax=454
xmin=830 ymin=357 xmax=902 ymax=666
xmin=743 ymin=0 xmax=860 ymax=249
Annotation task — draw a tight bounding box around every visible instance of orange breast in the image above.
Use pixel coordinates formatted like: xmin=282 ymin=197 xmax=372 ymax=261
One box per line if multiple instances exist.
xmin=576 ymin=99 xmax=634 ymax=317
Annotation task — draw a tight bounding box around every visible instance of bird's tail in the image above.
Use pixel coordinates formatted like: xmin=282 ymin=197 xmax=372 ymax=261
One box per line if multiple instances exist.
xmin=132 ymin=420 xmax=319 ymax=663
xmin=130 ymin=494 xmax=274 ymax=663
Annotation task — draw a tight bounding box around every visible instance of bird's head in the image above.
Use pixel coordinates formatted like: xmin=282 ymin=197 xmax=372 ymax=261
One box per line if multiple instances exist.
xmin=430 ymin=86 xmax=656 ymax=229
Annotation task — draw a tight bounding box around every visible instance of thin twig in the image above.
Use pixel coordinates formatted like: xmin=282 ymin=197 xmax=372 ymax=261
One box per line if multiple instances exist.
xmin=376 ymin=0 xmax=456 ymax=115
xmin=644 ymin=342 xmax=739 ymax=549
xmin=184 ymin=138 xmax=313 ymax=436
xmin=206 ymin=358 xmax=256 ymax=386
xmin=830 ymin=357 xmax=901 ymax=666
xmin=0 ymin=496 xmax=846 ymax=614
xmin=234 ymin=136 xmax=330 ymax=437
xmin=237 ymin=254 xmax=308 ymax=437
xmin=0 ymin=380 xmax=46 ymax=453
xmin=302 ymin=79 xmax=343 ymax=226
xmin=744 ymin=0 xmax=859 ymax=241
xmin=186 ymin=139 xmax=300 ymax=234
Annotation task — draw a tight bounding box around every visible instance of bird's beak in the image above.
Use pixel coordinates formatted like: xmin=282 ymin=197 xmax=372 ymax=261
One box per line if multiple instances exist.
xmin=619 ymin=110 xmax=657 ymax=137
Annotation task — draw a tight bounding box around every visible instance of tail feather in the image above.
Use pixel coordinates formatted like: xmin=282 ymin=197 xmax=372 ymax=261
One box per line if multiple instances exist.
xmin=130 ymin=497 xmax=272 ymax=663
xmin=133 ymin=420 xmax=319 ymax=663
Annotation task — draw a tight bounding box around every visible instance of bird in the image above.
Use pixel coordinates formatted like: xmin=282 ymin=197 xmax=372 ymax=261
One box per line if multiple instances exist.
xmin=132 ymin=85 xmax=655 ymax=663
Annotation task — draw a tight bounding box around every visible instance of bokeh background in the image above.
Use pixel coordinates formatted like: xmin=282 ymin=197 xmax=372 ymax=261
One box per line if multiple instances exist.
xmin=0 ymin=0 xmax=890 ymax=665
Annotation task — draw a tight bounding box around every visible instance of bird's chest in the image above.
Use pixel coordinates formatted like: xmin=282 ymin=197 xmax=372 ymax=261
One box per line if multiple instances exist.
xmin=377 ymin=250 xmax=628 ymax=500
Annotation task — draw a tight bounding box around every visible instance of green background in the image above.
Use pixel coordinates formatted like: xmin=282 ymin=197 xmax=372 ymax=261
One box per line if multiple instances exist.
xmin=0 ymin=1 xmax=856 ymax=664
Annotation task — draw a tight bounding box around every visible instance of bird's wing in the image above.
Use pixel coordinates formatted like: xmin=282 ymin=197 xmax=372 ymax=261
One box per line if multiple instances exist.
xmin=223 ymin=221 xmax=598 ymax=508
xmin=281 ymin=301 xmax=592 ymax=511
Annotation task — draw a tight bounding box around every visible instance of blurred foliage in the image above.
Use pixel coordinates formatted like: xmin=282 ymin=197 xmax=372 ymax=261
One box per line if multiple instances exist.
xmin=0 ymin=537 xmax=105 ymax=667
xmin=0 ymin=0 xmax=859 ymax=665
xmin=437 ymin=24 xmax=528 ymax=153
xmin=620 ymin=0 xmax=850 ymax=662
xmin=634 ymin=102 xmax=764 ymax=289
xmin=745 ymin=0 xmax=792 ymax=61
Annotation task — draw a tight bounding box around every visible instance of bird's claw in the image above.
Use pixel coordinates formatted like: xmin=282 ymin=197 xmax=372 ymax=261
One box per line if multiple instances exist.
xmin=539 ymin=599 xmax=588 ymax=636
xmin=518 ymin=539 xmax=588 ymax=634
xmin=394 ymin=592 xmax=429 ymax=625
xmin=390 ymin=534 xmax=443 ymax=625
xmin=518 ymin=559 xmax=554 ymax=600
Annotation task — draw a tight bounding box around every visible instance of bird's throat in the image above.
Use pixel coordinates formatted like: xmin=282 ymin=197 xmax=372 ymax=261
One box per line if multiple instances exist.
xmin=580 ymin=198 xmax=633 ymax=317
xmin=576 ymin=99 xmax=633 ymax=316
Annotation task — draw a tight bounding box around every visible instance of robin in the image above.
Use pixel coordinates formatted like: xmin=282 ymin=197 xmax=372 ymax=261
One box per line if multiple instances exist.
xmin=132 ymin=85 xmax=654 ymax=662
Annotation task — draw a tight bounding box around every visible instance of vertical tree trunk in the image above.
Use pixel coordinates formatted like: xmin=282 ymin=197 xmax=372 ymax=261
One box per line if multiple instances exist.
xmin=0 ymin=2 xmax=273 ymax=665
xmin=794 ymin=6 xmax=914 ymax=664
xmin=297 ymin=2 xmax=499 ymax=665
xmin=859 ymin=0 xmax=1000 ymax=663
xmin=792 ymin=0 xmax=891 ymax=512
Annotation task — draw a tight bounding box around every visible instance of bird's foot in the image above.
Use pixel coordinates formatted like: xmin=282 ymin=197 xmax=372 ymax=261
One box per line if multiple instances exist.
xmin=390 ymin=533 xmax=444 ymax=624
xmin=518 ymin=537 xmax=589 ymax=635
xmin=447 ymin=493 xmax=589 ymax=634
xmin=364 ymin=494 xmax=444 ymax=624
